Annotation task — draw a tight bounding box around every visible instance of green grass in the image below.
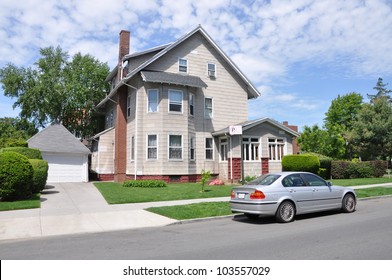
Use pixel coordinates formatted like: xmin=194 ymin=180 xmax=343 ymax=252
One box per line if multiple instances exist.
xmin=94 ymin=182 xmax=233 ymax=204
xmin=0 ymin=193 xmax=41 ymax=211
xmin=147 ymin=202 xmax=231 ymax=220
xmin=329 ymin=177 xmax=392 ymax=186
xmin=356 ymin=187 xmax=392 ymax=198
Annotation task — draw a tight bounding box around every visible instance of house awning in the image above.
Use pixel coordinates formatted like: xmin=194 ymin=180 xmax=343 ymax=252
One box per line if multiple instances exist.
xmin=141 ymin=71 xmax=207 ymax=88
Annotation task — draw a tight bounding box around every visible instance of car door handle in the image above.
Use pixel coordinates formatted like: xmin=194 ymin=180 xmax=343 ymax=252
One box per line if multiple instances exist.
xmin=289 ymin=189 xmax=296 ymax=193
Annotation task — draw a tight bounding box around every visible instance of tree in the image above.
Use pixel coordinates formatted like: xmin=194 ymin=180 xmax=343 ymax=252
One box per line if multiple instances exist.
xmin=0 ymin=46 xmax=110 ymax=138
xmin=367 ymin=77 xmax=392 ymax=102
xmin=297 ymin=124 xmax=330 ymax=155
xmin=0 ymin=117 xmax=38 ymax=148
xmin=324 ymin=92 xmax=363 ymax=159
xmin=352 ymin=95 xmax=392 ymax=160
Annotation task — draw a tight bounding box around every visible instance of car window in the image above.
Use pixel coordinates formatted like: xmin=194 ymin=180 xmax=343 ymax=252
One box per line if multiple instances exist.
xmin=302 ymin=173 xmax=327 ymax=186
xmin=248 ymin=174 xmax=281 ymax=185
xmin=282 ymin=174 xmax=306 ymax=187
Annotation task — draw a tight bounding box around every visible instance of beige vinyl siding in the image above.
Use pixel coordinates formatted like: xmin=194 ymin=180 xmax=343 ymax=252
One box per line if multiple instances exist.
xmin=91 ymin=128 xmax=115 ymax=174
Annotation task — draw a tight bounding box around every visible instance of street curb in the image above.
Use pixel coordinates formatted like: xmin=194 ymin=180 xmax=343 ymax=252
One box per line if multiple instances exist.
xmin=167 ymin=195 xmax=392 ymax=225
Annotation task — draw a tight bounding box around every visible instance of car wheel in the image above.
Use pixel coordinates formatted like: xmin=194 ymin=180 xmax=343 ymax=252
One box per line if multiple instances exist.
xmin=244 ymin=213 xmax=260 ymax=220
xmin=275 ymin=201 xmax=295 ymax=223
xmin=342 ymin=193 xmax=356 ymax=213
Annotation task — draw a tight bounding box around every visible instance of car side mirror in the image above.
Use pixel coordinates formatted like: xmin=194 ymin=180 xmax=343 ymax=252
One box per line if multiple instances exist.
xmin=327 ymin=182 xmax=332 ymax=187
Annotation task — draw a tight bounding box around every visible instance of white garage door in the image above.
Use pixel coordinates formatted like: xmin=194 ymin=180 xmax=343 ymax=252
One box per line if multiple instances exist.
xmin=43 ymin=154 xmax=88 ymax=183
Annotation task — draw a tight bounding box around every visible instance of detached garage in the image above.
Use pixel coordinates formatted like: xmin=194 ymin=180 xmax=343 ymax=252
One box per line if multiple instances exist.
xmin=27 ymin=123 xmax=90 ymax=183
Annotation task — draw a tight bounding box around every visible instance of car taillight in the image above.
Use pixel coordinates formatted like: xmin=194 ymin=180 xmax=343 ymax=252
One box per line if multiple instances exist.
xmin=231 ymin=190 xmax=236 ymax=199
xmin=250 ymin=190 xmax=265 ymax=200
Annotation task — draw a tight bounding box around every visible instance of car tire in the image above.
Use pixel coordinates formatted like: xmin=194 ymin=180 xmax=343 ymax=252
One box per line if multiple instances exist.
xmin=244 ymin=213 xmax=260 ymax=220
xmin=275 ymin=201 xmax=295 ymax=223
xmin=342 ymin=193 xmax=356 ymax=213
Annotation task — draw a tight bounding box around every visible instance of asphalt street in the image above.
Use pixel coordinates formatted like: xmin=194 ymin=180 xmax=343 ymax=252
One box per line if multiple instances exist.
xmin=1 ymin=197 xmax=391 ymax=260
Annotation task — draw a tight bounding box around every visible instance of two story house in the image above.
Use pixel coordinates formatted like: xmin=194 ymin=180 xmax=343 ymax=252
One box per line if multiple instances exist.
xmin=91 ymin=25 xmax=299 ymax=183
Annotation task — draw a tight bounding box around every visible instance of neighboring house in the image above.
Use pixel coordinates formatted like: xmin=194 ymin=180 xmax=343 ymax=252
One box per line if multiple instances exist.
xmin=28 ymin=123 xmax=90 ymax=183
xmin=91 ymin=25 xmax=299 ymax=183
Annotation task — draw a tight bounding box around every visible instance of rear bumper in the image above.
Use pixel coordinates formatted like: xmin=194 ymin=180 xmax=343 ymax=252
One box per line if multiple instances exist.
xmin=230 ymin=200 xmax=279 ymax=215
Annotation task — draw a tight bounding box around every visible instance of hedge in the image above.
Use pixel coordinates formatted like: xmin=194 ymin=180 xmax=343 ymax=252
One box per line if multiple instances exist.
xmin=29 ymin=159 xmax=49 ymax=193
xmin=123 ymin=180 xmax=168 ymax=188
xmin=0 ymin=147 xmax=42 ymax=159
xmin=331 ymin=160 xmax=387 ymax=179
xmin=0 ymin=152 xmax=33 ymax=201
xmin=282 ymin=154 xmax=320 ymax=174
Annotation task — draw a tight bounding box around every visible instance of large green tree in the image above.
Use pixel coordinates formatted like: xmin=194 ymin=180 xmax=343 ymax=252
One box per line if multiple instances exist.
xmin=297 ymin=124 xmax=330 ymax=155
xmin=352 ymin=95 xmax=392 ymax=160
xmin=324 ymin=92 xmax=363 ymax=159
xmin=0 ymin=117 xmax=38 ymax=148
xmin=0 ymin=46 xmax=110 ymax=138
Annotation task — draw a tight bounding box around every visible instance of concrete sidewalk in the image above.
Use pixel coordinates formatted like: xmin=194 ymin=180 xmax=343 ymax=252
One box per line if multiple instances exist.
xmin=0 ymin=182 xmax=229 ymax=242
xmin=0 ymin=182 xmax=389 ymax=242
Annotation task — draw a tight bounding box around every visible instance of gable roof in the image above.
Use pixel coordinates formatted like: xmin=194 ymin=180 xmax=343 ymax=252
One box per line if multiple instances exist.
xmin=27 ymin=123 xmax=91 ymax=154
xmin=212 ymin=117 xmax=300 ymax=137
xmin=97 ymin=25 xmax=261 ymax=108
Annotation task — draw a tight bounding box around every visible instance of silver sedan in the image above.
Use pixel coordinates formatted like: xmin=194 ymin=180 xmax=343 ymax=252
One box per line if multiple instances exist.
xmin=230 ymin=172 xmax=356 ymax=223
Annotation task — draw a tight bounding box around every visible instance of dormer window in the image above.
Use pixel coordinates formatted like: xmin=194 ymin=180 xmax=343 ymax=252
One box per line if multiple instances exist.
xmin=179 ymin=58 xmax=188 ymax=73
xmin=207 ymin=63 xmax=216 ymax=78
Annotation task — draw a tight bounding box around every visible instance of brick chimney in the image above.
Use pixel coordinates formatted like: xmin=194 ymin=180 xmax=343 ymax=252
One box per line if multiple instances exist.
xmin=283 ymin=121 xmax=299 ymax=154
xmin=118 ymin=30 xmax=130 ymax=81
xmin=114 ymin=30 xmax=130 ymax=182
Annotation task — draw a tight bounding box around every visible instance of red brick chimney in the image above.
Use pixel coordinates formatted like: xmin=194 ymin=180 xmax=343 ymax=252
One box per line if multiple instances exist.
xmin=283 ymin=121 xmax=299 ymax=154
xmin=118 ymin=30 xmax=130 ymax=81
xmin=114 ymin=30 xmax=130 ymax=182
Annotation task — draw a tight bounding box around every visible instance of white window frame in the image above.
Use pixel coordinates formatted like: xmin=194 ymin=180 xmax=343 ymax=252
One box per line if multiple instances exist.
xmin=243 ymin=137 xmax=260 ymax=161
xmin=168 ymin=134 xmax=183 ymax=160
xmin=168 ymin=89 xmax=183 ymax=113
xmin=189 ymin=93 xmax=194 ymax=116
xmin=147 ymin=134 xmax=158 ymax=160
xmin=147 ymin=89 xmax=159 ymax=113
xmin=127 ymin=94 xmax=131 ymax=118
xmin=268 ymin=138 xmax=286 ymax=161
xmin=204 ymin=97 xmax=213 ymax=119
xmin=190 ymin=136 xmax=196 ymax=161
xmin=220 ymin=138 xmax=228 ymax=162
xmin=178 ymin=58 xmax=188 ymax=73
xmin=205 ymin=137 xmax=214 ymax=160
xmin=207 ymin=63 xmax=216 ymax=78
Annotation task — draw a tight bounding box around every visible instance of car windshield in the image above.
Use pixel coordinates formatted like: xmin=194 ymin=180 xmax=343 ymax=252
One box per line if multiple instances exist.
xmin=248 ymin=174 xmax=281 ymax=185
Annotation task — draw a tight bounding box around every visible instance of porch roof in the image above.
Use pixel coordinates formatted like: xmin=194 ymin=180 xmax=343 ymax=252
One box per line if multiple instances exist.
xmin=141 ymin=71 xmax=207 ymax=88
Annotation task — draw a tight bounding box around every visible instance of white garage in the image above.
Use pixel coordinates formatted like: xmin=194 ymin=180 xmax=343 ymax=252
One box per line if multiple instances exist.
xmin=28 ymin=123 xmax=90 ymax=183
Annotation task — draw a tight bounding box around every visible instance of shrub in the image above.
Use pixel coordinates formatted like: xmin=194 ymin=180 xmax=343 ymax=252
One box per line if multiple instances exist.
xmin=0 ymin=147 xmax=42 ymax=159
xmin=0 ymin=152 xmax=33 ymax=201
xmin=209 ymin=179 xmax=225 ymax=186
xmin=331 ymin=160 xmax=387 ymax=179
xmin=5 ymin=140 xmax=28 ymax=147
xmin=29 ymin=159 xmax=49 ymax=193
xmin=123 ymin=180 xmax=167 ymax=188
xmin=282 ymin=154 xmax=320 ymax=174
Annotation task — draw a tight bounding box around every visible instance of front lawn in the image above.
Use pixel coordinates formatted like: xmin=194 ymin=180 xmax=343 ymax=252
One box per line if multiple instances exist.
xmin=0 ymin=193 xmax=41 ymax=211
xmin=147 ymin=202 xmax=231 ymax=220
xmin=94 ymin=182 xmax=233 ymax=204
xmin=356 ymin=187 xmax=392 ymax=198
xmin=329 ymin=177 xmax=392 ymax=186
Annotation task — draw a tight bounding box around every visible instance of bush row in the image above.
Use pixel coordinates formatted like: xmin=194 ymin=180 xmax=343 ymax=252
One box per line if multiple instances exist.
xmin=282 ymin=154 xmax=387 ymax=179
xmin=331 ymin=160 xmax=387 ymax=179
xmin=0 ymin=148 xmax=48 ymax=201
xmin=123 ymin=180 xmax=167 ymax=188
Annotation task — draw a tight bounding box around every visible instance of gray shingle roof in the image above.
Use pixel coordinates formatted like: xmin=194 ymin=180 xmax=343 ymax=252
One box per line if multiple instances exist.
xmin=141 ymin=71 xmax=207 ymax=88
xmin=27 ymin=123 xmax=90 ymax=154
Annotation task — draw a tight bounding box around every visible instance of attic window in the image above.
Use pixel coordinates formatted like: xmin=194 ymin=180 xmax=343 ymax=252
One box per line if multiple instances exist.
xmin=178 ymin=58 xmax=188 ymax=73
xmin=207 ymin=63 xmax=216 ymax=77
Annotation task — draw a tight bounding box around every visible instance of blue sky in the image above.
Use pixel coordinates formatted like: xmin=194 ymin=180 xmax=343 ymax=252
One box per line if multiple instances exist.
xmin=1 ymin=0 xmax=392 ymax=131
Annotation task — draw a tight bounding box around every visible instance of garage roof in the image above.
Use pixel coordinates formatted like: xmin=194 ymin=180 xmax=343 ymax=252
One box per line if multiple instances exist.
xmin=27 ymin=123 xmax=91 ymax=154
